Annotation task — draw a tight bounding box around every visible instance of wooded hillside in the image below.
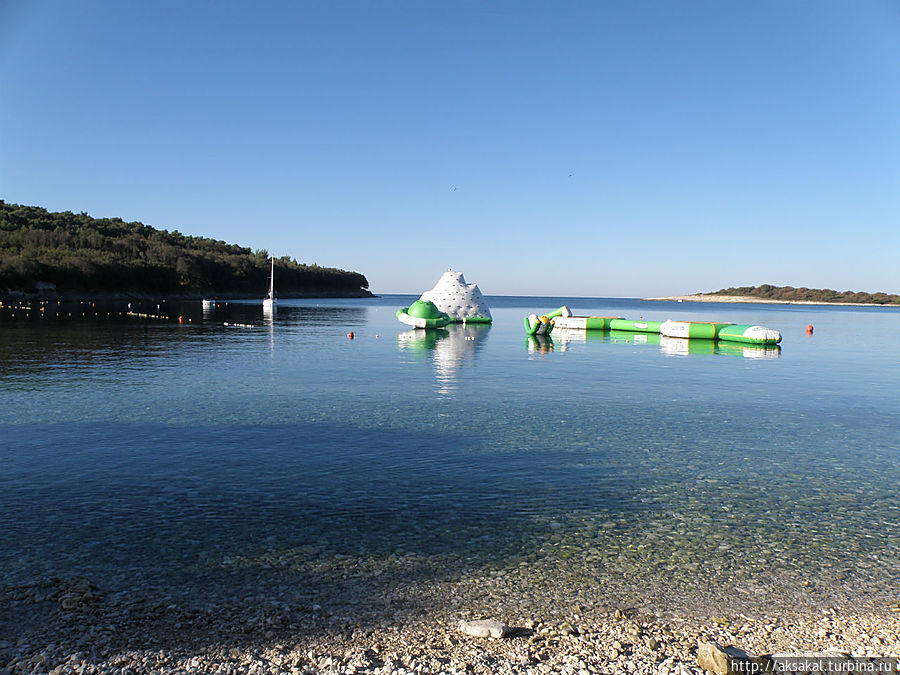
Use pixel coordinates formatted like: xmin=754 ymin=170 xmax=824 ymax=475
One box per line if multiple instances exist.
xmin=707 ymin=284 xmax=899 ymax=305
xmin=0 ymin=202 xmax=371 ymax=297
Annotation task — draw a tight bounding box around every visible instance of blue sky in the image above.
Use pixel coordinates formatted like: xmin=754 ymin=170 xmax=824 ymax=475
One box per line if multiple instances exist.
xmin=2 ymin=1 xmax=898 ymax=297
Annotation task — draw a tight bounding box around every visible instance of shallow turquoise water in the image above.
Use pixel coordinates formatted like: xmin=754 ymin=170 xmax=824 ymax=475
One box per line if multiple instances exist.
xmin=1 ymin=296 xmax=898 ymax=614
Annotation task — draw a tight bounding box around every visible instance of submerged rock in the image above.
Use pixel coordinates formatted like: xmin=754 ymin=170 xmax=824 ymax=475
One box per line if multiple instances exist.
xmin=458 ymin=618 xmax=511 ymax=638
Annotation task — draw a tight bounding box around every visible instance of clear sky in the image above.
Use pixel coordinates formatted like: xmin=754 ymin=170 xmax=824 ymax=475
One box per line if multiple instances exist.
xmin=2 ymin=1 xmax=898 ymax=297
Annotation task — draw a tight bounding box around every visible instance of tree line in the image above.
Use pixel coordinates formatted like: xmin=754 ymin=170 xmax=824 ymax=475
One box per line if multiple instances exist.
xmin=707 ymin=284 xmax=899 ymax=305
xmin=0 ymin=201 xmax=371 ymax=297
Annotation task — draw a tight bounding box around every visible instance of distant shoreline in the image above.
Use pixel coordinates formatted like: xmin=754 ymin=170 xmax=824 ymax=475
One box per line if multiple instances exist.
xmin=0 ymin=289 xmax=376 ymax=303
xmin=644 ymin=294 xmax=900 ymax=307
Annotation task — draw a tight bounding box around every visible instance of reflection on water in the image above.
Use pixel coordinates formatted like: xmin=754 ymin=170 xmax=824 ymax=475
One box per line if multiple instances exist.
xmin=550 ymin=328 xmax=781 ymax=359
xmin=0 ymin=300 xmax=370 ymax=385
xmin=661 ymin=336 xmax=781 ymax=359
xmin=398 ymin=323 xmax=490 ymax=395
xmin=525 ymin=334 xmax=554 ymax=354
xmin=220 ymin=300 xmax=368 ymax=328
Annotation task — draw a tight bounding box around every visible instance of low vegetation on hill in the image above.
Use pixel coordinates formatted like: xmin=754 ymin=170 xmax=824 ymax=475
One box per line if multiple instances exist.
xmin=0 ymin=202 xmax=371 ymax=297
xmin=706 ymin=284 xmax=899 ymax=305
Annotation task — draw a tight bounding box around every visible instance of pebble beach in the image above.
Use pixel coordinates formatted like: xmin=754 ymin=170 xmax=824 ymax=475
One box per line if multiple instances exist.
xmin=4 ymin=546 xmax=899 ymax=675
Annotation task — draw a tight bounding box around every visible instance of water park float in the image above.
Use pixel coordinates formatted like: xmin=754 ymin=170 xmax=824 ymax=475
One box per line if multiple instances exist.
xmin=550 ymin=329 xmax=779 ymax=359
xmin=398 ymin=270 xmax=492 ymax=328
xmin=525 ymin=305 xmax=782 ymax=345
xmin=396 ymin=299 xmax=452 ymax=329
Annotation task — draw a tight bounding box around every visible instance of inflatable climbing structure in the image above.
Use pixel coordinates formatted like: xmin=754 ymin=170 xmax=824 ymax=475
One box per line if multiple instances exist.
xmin=398 ymin=270 xmax=492 ymax=328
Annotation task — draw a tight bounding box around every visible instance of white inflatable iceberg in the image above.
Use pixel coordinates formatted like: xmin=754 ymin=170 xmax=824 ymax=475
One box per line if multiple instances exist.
xmin=397 ymin=270 xmax=492 ymax=327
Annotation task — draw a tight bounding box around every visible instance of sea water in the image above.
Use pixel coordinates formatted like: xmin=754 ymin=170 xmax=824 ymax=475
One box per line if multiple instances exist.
xmin=1 ymin=296 xmax=898 ymax=617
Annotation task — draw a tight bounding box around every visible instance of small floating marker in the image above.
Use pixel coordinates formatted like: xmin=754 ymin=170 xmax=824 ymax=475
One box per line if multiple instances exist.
xmin=178 ymin=315 xmax=183 ymax=323
xmin=806 ymin=324 xmax=814 ymax=335
xmin=347 ymin=331 xmax=354 ymax=339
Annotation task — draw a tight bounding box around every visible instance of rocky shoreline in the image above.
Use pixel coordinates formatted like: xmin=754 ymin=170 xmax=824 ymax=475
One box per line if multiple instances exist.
xmin=3 ymin=502 xmax=898 ymax=674
xmin=643 ymin=295 xmax=899 ymax=307
xmin=3 ymin=572 xmax=898 ymax=675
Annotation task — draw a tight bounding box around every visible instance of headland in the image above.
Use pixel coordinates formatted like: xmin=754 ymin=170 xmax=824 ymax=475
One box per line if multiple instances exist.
xmin=0 ymin=201 xmax=373 ymax=300
xmin=644 ymin=295 xmax=899 ymax=307
xmin=646 ymin=285 xmax=899 ymax=307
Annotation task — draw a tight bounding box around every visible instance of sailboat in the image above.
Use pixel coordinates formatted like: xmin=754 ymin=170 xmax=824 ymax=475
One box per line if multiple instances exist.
xmin=262 ymin=258 xmax=276 ymax=311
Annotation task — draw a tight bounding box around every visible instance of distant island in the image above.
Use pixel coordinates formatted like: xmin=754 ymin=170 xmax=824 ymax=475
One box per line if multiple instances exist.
xmin=648 ymin=284 xmax=900 ymax=306
xmin=0 ymin=201 xmax=372 ymax=299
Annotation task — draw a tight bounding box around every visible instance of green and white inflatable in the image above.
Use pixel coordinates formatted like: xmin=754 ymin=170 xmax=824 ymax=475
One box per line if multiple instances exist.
xmin=524 ymin=306 xmax=568 ymax=335
xmin=397 ymin=270 xmax=492 ymax=328
xmin=524 ymin=305 xmax=782 ymax=345
xmin=396 ymin=300 xmax=451 ymax=329
xmin=715 ymin=324 xmax=782 ymax=345
xmin=608 ymin=318 xmax=663 ymax=333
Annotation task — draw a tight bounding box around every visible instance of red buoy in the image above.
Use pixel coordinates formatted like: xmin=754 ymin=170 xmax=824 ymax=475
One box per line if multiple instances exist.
xmin=806 ymin=324 xmax=814 ymax=335
xmin=347 ymin=331 xmax=354 ymax=339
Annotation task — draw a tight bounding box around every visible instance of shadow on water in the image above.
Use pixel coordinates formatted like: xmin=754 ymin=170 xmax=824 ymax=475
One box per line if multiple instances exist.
xmin=3 ymin=409 xmax=899 ymax=657
xmin=0 ymin=419 xmax=647 ymax=655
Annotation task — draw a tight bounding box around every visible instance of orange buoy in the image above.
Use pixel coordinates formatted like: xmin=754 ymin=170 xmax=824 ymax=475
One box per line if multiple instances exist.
xmin=806 ymin=324 xmax=814 ymax=335
xmin=178 ymin=316 xmax=184 ymax=323
xmin=347 ymin=331 xmax=354 ymax=339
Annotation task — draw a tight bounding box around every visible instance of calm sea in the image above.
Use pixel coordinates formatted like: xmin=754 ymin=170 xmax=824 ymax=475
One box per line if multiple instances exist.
xmin=1 ymin=295 xmax=898 ymax=617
